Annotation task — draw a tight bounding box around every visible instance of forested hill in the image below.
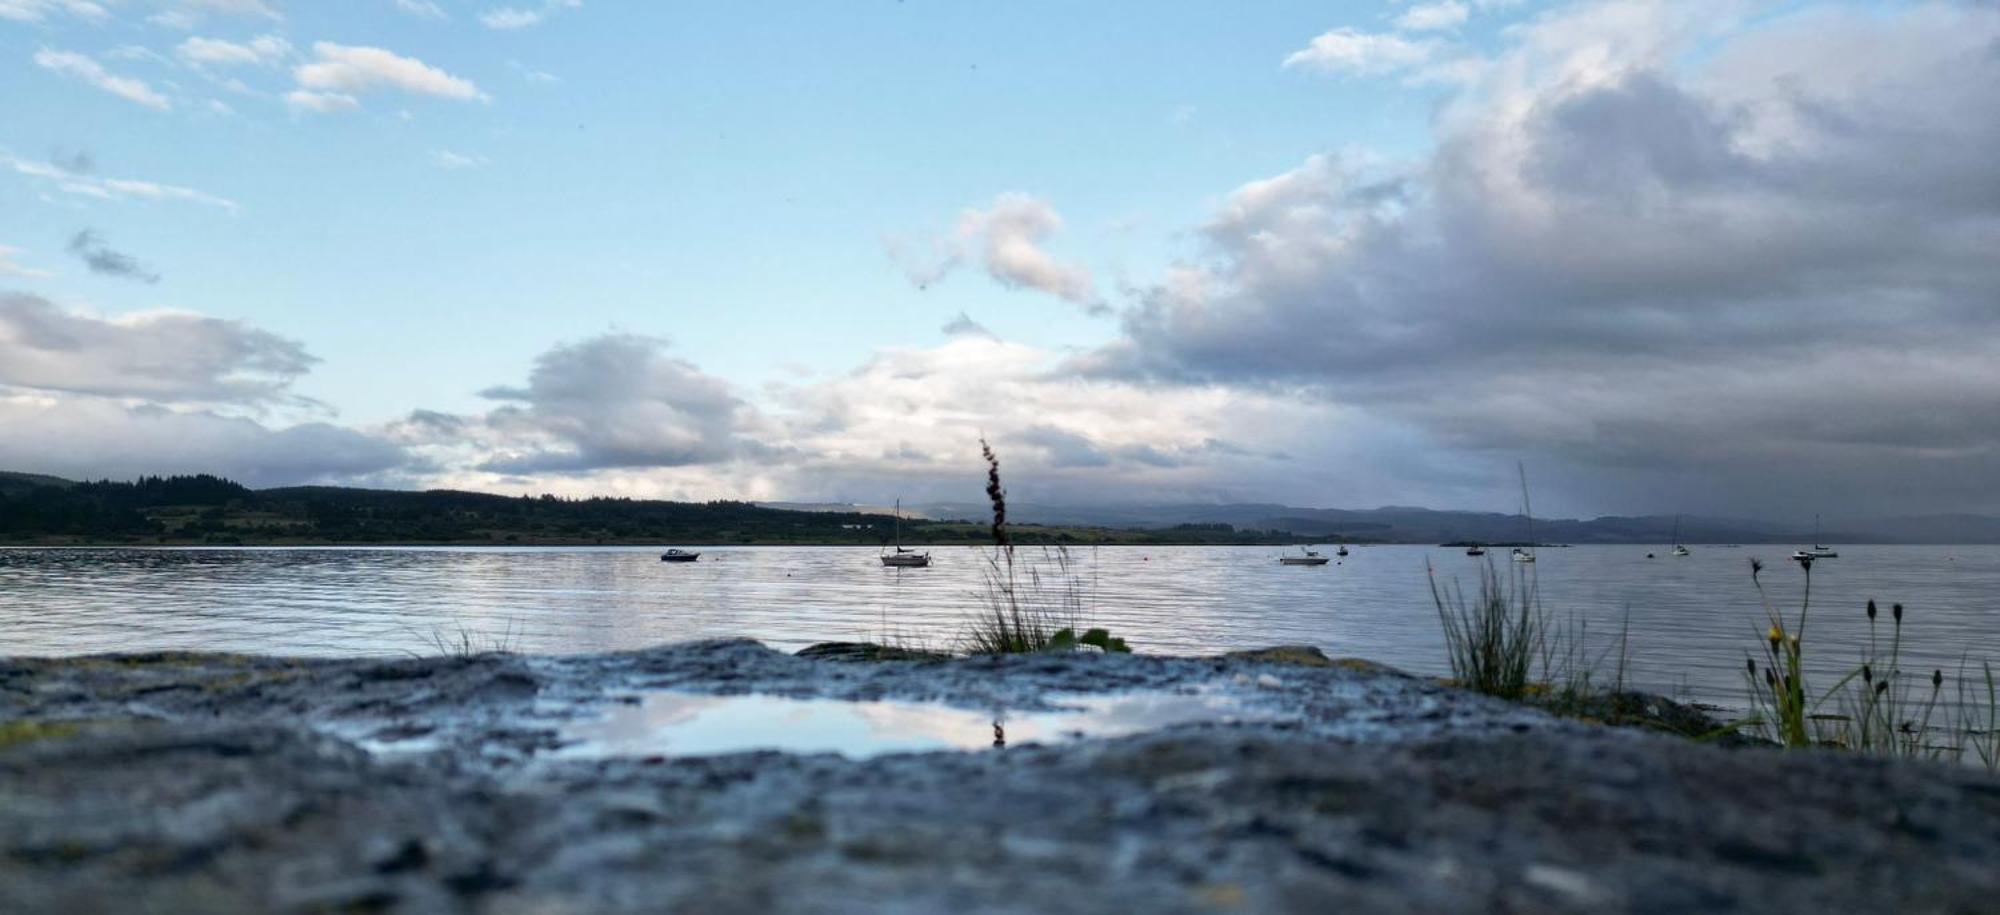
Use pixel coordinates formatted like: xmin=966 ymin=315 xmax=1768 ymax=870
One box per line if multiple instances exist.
xmin=0 ymin=472 xmax=1306 ymax=547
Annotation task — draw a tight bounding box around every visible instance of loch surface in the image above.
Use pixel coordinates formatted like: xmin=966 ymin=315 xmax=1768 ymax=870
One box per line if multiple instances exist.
xmin=3 ymin=544 xmax=1994 ymax=709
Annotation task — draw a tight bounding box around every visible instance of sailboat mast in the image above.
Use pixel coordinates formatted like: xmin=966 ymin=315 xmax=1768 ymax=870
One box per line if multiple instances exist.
xmin=1518 ymin=461 xmax=1534 ymax=548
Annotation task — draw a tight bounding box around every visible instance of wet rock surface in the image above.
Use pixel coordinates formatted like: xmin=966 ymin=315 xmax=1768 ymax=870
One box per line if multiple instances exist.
xmin=2 ymin=640 xmax=1997 ymax=913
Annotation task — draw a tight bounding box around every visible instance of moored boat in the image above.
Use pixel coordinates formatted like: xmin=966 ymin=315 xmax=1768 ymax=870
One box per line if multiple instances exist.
xmin=660 ymin=549 xmax=700 ymax=562
xmin=881 ymin=499 xmax=931 ymax=568
xmin=1279 ymin=548 xmax=1330 ymax=566
xmin=1793 ymin=515 xmax=1838 ymax=560
xmin=1511 ymin=462 xmax=1538 ymax=564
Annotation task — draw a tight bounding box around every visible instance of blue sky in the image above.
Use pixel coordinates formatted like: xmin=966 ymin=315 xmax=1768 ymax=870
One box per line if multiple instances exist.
xmin=1 ymin=1 xmax=1473 ymax=421
xmin=5 ymin=1 xmax=1999 ymax=519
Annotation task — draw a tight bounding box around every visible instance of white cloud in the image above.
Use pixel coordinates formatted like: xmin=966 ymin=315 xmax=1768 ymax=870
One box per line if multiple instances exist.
xmin=293 ymin=42 xmax=487 ymax=106
xmin=888 ymin=193 xmax=1103 ymax=311
xmin=0 ymin=292 xmax=316 ymax=406
xmin=175 ymin=34 xmax=292 ymax=67
xmin=0 ymin=245 xmax=54 ymax=279
xmin=479 ymin=0 xmax=579 ymax=30
xmin=0 ymin=399 xmax=408 ymax=489
xmin=458 ymin=334 xmax=765 ymax=474
xmin=394 ymin=0 xmax=446 ymax=19
xmin=397 ymin=333 xmax=1355 ymax=506
xmin=0 ymin=292 xmax=406 ymax=487
xmin=1282 ymin=28 xmax=1437 ymax=75
xmin=428 ymin=149 xmax=489 ymax=169
xmin=1114 ymin=0 xmax=2000 ymax=516
xmin=284 ymin=90 xmax=360 ymax=114
xmin=182 ymin=0 xmax=280 ymax=19
xmin=33 ymin=49 xmax=173 ymax=111
xmin=1395 ymin=1 xmax=1470 ymax=32
xmin=0 ymin=0 xmax=107 ymax=23
xmin=1 ymin=150 xmax=238 ymax=211
xmin=509 ymin=59 xmax=559 ymax=83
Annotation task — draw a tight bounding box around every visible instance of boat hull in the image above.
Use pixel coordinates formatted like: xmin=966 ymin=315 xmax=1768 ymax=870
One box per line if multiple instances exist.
xmin=881 ymin=555 xmax=931 ymax=568
xmin=1278 ymin=557 xmax=1330 ymax=566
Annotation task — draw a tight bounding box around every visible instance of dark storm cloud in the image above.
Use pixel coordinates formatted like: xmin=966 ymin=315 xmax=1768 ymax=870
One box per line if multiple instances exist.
xmin=472 ymin=333 xmax=769 ymax=473
xmin=66 ymin=230 xmax=160 ymax=283
xmin=1098 ymin=2 xmax=2000 ymax=515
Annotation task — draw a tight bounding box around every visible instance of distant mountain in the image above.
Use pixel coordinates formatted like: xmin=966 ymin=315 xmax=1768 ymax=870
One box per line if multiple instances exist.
xmin=869 ymin=501 xmax=2000 ymax=545
xmin=9 ymin=470 xmax=1998 ymax=544
xmin=0 ymin=473 xmax=1297 ymax=546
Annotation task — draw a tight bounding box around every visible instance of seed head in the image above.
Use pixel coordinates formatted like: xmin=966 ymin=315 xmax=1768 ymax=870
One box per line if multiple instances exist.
xmin=1746 ymin=658 xmax=1757 ymax=676
xmin=1863 ymin=664 xmax=1873 ymax=683
xmin=1933 ymin=669 xmax=1944 ymax=689
xmin=1893 ymin=603 xmax=1903 ymax=623
xmin=1866 ymin=599 xmax=1877 ymax=620
xmin=1876 ymin=681 xmax=1889 ymax=696
xmin=1767 ymin=625 xmax=1783 ymax=647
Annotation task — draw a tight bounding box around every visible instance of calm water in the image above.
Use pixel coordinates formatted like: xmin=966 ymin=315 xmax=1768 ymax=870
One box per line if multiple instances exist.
xmin=2 ymin=545 xmax=1995 ymax=709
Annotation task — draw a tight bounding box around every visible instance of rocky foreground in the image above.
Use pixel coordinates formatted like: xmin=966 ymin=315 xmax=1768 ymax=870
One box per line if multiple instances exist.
xmin=3 ymin=640 xmax=1998 ymax=913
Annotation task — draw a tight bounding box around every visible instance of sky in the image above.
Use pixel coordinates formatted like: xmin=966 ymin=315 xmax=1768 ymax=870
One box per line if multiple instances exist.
xmin=2 ymin=0 xmax=1997 ymax=521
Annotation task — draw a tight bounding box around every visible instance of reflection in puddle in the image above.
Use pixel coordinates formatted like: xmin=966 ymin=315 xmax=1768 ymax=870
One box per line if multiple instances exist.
xmin=557 ymin=689 xmax=1281 ymax=759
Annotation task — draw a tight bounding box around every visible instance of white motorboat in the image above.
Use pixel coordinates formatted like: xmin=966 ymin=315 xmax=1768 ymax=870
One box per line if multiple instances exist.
xmin=1670 ymin=515 xmax=1691 ymax=557
xmin=1465 ymin=545 xmax=1486 ymax=557
xmin=1279 ymin=548 xmax=1331 ymax=566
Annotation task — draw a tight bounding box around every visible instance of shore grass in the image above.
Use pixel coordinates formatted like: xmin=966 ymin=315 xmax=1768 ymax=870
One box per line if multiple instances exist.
xmin=1429 ymin=561 xmax=1547 ymax=701
xmin=960 ymin=440 xmax=1127 ymax=656
xmin=1738 ymin=557 xmax=1997 ymax=768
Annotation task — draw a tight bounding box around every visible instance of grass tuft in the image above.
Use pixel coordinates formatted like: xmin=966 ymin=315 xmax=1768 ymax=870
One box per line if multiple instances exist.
xmin=960 ymin=439 xmax=1124 ymax=655
xmin=1429 ymin=560 xmax=1547 ymax=701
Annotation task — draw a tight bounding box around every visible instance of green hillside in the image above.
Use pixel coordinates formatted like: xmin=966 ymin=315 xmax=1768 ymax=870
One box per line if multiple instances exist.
xmin=0 ymin=473 xmax=1309 ymax=547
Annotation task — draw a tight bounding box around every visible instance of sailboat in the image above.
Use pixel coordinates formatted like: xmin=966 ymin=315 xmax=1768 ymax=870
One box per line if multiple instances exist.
xmin=1670 ymin=515 xmax=1691 ymax=557
xmin=1792 ymin=514 xmax=1838 ymax=561
xmin=1279 ymin=547 xmax=1330 ymax=566
xmin=1511 ymin=462 xmax=1537 ymax=563
xmin=880 ymin=499 xmax=931 ymax=568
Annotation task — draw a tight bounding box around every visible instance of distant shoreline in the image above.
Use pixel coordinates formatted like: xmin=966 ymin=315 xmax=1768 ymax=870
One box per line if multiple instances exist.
xmin=0 ymin=539 xmax=1962 ymax=549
